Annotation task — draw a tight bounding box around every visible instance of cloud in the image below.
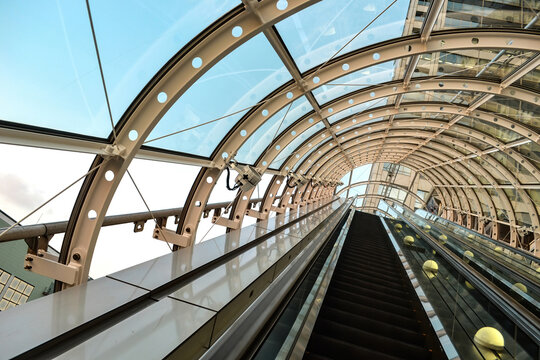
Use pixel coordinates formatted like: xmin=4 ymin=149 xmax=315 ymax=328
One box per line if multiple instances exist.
xmin=0 ymin=173 xmax=46 ymax=212
xmin=363 ymin=4 xmax=376 ymax=12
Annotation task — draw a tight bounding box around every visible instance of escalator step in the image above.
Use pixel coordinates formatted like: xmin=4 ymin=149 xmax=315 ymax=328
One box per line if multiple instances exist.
xmin=324 ymin=296 xmax=420 ymax=330
xmin=313 ymin=318 xmax=431 ymax=360
xmin=331 ymin=278 xmax=408 ymax=299
xmin=305 ymin=333 xmax=403 ymax=360
xmin=303 ymin=212 xmax=435 ymax=360
xmin=318 ymin=306 xmax=426 ymax=346
xmin=328 ymin=287 xmax=414 ymax=315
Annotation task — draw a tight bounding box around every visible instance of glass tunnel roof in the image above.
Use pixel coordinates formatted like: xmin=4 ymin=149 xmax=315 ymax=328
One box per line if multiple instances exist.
xmin=1 ymin=0 xmax=540 ymax=281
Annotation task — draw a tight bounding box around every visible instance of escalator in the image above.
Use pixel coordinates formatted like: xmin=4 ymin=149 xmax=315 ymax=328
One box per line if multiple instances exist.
xmin=303 ymin=211 xmax=442 ymax=360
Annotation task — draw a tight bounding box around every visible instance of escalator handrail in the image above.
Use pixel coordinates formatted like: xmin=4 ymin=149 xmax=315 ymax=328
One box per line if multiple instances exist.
xmin=383 ymin=200 xmax=540 ymax=346
xmin=405 ymin=208 xmax=540 ymax=299
xmin=416 ymin=208 xmax=540 ymax=264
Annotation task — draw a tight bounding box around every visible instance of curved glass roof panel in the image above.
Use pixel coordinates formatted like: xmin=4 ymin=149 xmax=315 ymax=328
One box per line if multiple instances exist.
xmin=269 ymin=122 xmax=325 ymax=169
xmin=443 ymin=0 xmax=540 ymax=30
xmin=480 ymin=96 xmax=540 ymax=130
xmin=146 ymin=33 xmax=292 ymax=157
xmin=490 ymin=150 xmax=536 ymax=184
xmin=515 ymin=141 xmax=540 ymax=168
xmin=292 ymin=138 xmax=331 ymax=171
xmin=443 ymin=129 xmax=490 ymax=150
xmin=457 ymin=117 xmax=522 ymax=143
xmin=312 ymin=61 xmax=397 ymax=104
xmin=473 ymin=157 xmax=511 ymax=185
xmin=275 ymin=0 xmax=413 ymax=73
xmin=0 ymin=1 xmax=110 ymax=137
xmin=328 ymin=98 xmax=386 ymax=124
xmin=336 ymin=118 xmax=384 ymax=136
xmin=235 ymin=96 xmax=313 ymax=164
xmin=401 ymin=90 xmax=479 ymax=106
xmin=477 ymin=50 xmax=539 ymax=82
xmin=90 ymin=0 xmax=240 ymax=122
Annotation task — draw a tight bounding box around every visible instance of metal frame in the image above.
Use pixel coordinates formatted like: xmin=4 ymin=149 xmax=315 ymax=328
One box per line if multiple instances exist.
xmin=6 ymin=0 xmax=537 ymax=288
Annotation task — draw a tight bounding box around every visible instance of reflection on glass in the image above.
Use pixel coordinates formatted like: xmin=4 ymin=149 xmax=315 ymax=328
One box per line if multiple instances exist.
xmin=458 ymin=117 xmax=521 ymax=143
xmin=148 ymin=34 xmax=291 ymax=157
xmin=236 ymin=96 xmax=313 ymax=164
xmin=269 ymin=122 xmax=325 ymax=169
xmin=275 ymin=0 xmax=411 ymax=72
xmin=328 ymin=99 xmax=385 ymax=124
xmin=313 ymin=61 xmax=397 ymax=104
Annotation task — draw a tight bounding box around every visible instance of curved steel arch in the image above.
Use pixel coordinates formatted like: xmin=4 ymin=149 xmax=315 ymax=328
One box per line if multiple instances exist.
xmin=322 ymin=141 xmax=527 ymax=240
xmin=182 ymin=30 xmax=540 ymax=255
xmin=283 ymin=103 xmax=540 ymax=178
xmin=51 ymin=0 xmax=319 ymax=287
xmin=54 ymin=0 xmax=540 ymax=288
xmin=296 ymin=115 xmax=540 ymax=183
xmin=336 ymin=180 xmax=426 ymax=204
xmin=320 ymin=138 xmax=510 ymax=214
xmin=301 ymin=118 xmax=540 ymax=189
xmin=256 ymin=77 xmax=539 ymax=168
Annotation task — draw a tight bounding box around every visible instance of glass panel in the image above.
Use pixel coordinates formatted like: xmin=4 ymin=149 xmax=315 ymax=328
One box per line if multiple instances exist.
xmin=478 ymin=50 xmax=539 ymax=83
xmin=313 ymin=61 xmax=397 ymax=104
xmin=275 ymin=0 xmax=413 ymax=72
xmin=328 ymin=98 xmax=386 ymax=124
xmin=349 ymin=184 xmax=367 ymax=196
xmin=504 ymin=189 xmax=533 ymax=227
xmin=0 ymin=1 xmax=109 ymax=137
xmin=457 ymin=117 xmax=521 ymax=143
xmin=351 ymin=164 xmax=372 ymax=183
xmin=519 ymin=64 xmax=540 ymax=90
xmin=90 ymin=0 xmax=240 ymax=121
xmin=490 ymin=150 xmax=536 ymax=184
xmin=480 ymin=96 xmax=540 ymax=130
xmin=336 ymin=117 xmax=384 ymax=135
xmin=0 ymin=144 xmax=93 ymax=224
xmin=527 ymin=189 xmax=540 ymax=216
xmin=401 ymin=90 xmax=479 ymax=106
xmin=443 ymin=130 xmax=490 ymax=150
xmin=292 ymin=138 xmax=331 ymax=171
xmin=443 ymin=0 xmax=540 ymax=29
xmin=269 ymin=122 xmax=325 ymax=169
xmin=474 ymin=157 xmax=511 ymax=185
xmin=514 ymin=140 xmax=540 ymax=168
xmin=235 ymin=96 xmax=313 ymax=164
xmin=147 ymin=34 xmax=291 ymax=157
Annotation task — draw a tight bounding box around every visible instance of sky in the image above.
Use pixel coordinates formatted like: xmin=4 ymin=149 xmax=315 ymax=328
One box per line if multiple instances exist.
xmin=0 ymin=143 xmax=268 ymax=278
xmin=0 ymin=0 xmax=409 ymax=279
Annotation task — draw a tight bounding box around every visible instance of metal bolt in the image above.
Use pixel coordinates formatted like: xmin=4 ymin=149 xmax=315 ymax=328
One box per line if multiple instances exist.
xmin=72 ymin=253 xmax=81 ymax=261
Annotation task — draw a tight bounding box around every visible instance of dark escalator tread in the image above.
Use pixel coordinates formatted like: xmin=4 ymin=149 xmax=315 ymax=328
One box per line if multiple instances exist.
xmin=318 ymin=306 xmax=426 ymax=345
xmin=313 ymin=319 xmax=431 ymax=360
xmin=303 ymin=212 xmax=436 ymax=360
xmin=324 ymin=296 xmax=420 ymax=330
xmin=328 ymin=287 xmax=414 ymax=314
xmin=304 ymin=334 xmax=404 ymax=360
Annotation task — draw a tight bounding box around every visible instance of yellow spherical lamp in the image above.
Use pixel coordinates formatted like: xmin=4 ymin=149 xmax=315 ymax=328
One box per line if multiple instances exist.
xmin=474 ymin=327 xmax=504 ymax=351
xmin=494 ymin=246 xmax=503 ymax=253
xmin=403 ymin=235 xmax=415 ymax=245
xmin=423 ymin=224 xmax=431 ymax=230
xmin=394 ymin=223 xmax=403 ymax=230
xmin=438 ymin=234 xmax=447 ymax=244
xmin=423 ymin=260 xmax=438 ymax=279
xmin=463 ymin=250 xmax=474 ymax=263
xmin=465 ymin=281 xmax=475 ymax=290
xmin=512 ymin=283 xmax=527 ymax=294
xmin=467 ymin=234 xmax=475 ymax=240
